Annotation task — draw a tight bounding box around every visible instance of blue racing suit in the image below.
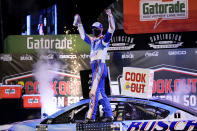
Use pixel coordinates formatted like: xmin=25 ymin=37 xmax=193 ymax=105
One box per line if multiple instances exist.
xmin=77 ymin=14 xmax=115 ymax=120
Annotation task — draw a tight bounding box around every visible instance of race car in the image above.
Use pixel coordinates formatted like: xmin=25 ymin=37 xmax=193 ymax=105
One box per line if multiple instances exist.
xmin=9 ymin=96 xmax=197 ymax=131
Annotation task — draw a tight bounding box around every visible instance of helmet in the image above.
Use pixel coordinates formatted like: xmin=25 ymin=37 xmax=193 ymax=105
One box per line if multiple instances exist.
xmin=91 ymin=22 xmax=103 ymax=30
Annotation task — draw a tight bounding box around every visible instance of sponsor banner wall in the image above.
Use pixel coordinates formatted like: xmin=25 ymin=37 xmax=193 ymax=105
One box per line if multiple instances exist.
xmin=1 ymin=48 xmax=197 ymax=109
xmin=109 ymin=48 xmax=197 ymax=109
xmin=4 ymin=32 xmax=197 ymax=53
xmin=4 ymin=35 xmax=90 ymax=53
xmin=124 ymin=0 xmax=197 ymax=34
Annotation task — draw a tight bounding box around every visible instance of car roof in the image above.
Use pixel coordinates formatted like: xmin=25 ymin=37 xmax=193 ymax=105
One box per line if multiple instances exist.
xmin=48 ymin=95 xmax=197 ymax=119
xmin=109 ymin=95 xmax=197 ymax=117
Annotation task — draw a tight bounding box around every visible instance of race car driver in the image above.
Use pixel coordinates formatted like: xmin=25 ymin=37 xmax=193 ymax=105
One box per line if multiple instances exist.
xmin=73 ymin=9 xmax=115 ymax=122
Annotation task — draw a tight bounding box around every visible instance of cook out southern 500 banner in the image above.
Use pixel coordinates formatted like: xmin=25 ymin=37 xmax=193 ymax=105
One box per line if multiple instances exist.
xmin=120 ymin=67 xmax=154 ymax=98
xmin=1 ymin=49 xmax=197 ymax=109
xmin=124 ymin=0 xmax=197 ymax=34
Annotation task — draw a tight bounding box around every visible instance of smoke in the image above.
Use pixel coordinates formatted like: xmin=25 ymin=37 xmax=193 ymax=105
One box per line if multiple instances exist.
xmin=167 ymin=79 xmax=191 ymax=105
xmin=33 ymin=50 xmax=60 ymax=117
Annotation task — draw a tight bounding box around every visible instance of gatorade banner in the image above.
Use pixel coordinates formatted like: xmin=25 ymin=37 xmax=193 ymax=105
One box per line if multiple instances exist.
xmin=4 ymin=33 xmax=197 ymax=52
xmin=4 ymin=35 xmax=90 ymax=53
xmin=120 ymin=67 xmax=154 ymax=98
xmin=124 ymin=0 xmax=197 ymax=34
xmin=2 ymin=34 xmax=197 ymax=109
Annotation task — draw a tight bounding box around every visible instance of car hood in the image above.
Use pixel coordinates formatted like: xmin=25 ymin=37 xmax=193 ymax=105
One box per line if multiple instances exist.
xmin=9 ymin=119 xmax=41 ymax=131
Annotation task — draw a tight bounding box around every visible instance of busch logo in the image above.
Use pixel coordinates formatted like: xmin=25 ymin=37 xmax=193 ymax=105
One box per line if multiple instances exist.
xmin=122 ymin=52 xmax=134 ymax=59
xmin=20 ymin=54 xmax=33 ymax=61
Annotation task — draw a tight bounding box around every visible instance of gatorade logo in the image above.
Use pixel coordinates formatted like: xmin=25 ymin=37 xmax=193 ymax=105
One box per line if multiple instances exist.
xmin=140 ymin=0 xmax=188 ymax=29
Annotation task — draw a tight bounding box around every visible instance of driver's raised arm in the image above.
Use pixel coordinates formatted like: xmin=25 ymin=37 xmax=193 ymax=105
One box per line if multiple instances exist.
xmin=73 ymin=14 xmax=92 ymax=45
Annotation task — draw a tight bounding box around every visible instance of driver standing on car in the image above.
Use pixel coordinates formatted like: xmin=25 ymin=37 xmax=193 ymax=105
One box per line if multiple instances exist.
xmin=73 ymin=9 xmax=115 ymax=122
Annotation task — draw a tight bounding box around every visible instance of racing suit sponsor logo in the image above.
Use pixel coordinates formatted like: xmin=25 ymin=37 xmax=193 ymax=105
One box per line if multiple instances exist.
xmin=148 ymin=33 xmax=183 ymax=49
xmin=90 ymin=51 xmax=98 ymax=59
xmin=90 ymin=94 xmax=95 ymax=109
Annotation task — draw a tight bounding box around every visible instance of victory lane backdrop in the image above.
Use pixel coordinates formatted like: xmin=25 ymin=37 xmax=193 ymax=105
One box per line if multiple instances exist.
xmin=1 ymin=49 xmax=197 ymax=108
xmin=1 ymin=35 xmax=197 ymax=125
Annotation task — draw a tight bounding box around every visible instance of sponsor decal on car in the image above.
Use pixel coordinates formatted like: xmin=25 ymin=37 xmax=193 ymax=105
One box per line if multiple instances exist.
xmin=127 ymin=120 xmax=197 ymax=130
